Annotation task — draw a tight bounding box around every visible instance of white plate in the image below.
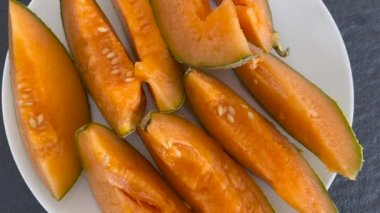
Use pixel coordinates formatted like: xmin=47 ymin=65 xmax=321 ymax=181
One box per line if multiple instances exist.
xmin=2 ymin=0 xmax=354 ymax=212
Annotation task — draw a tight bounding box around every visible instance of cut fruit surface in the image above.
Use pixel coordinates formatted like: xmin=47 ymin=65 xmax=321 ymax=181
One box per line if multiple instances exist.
xmin=150 ymin=0 xmax=252 ymax=68
xmin=112 ymin=0 xmax=184 ymax=111
xmin=235 ymin=46 xmax=363 ymax=179
xmin=185 ymin=68 xmax=337 ymax=212
xmin=76 ymin=123 xmax=189 ymax=213
xmin=61 ymin=0 xmax=145 ymax=136
xmin=216 ymin=0 xmax=274 ymax=52
xmin=9 ymin=0 xmax=90 ymax=200
xmin=138 ymin=113 xmax=274 ymax=213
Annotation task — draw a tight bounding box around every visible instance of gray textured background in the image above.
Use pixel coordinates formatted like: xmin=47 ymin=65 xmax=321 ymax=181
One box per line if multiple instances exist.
xmin=0 ymin=0 xmax=379 ymax=212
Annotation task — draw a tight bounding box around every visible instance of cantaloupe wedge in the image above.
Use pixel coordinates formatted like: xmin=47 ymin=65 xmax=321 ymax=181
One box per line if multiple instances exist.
xmin=216 ymin=0 xmax=289 ymax=56
xmin=185 ymin=68 xmax=337 ymax=212
xmin=235 ymin=46 xmax=363 ymax=179
xmin=150 ymin=0 xmax=252 ymax=68
xmin=76 ymin=123 xmax=189 ymax=212
xmin=138 ymin=112 xmax=274 ymax=212
xmin=9 ymin=0 xmax=90 ymax=200
xmin=216 ymin=0 xmax=274 ymax=52
xmin=111 ymin=0 xmax=184 ymax=111
xmin=61 ymin=0 xmax=145 ymax=137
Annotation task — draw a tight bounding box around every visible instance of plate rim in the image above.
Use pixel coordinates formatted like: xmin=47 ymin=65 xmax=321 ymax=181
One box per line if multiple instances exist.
xmin=2 ymin=0 xmax=354 ymax=211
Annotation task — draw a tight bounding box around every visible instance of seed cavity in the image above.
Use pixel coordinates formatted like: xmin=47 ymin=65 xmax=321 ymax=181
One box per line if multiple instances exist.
xmin=97 ymin=27 xmax=108 ymax=33
xmin=247 ymin=112 xmax=254 ymax=120
xmin=227 ymin=106 xmax=235 ymax=115
xmin=253 ymin=79 xmax=258 ymax=85
xmin=227 ymin=113 xmax=235 ymax=123
xmin=102 ymin=48 xmax=110 ymax=55
xmin=29 ymin=118 xmax=37 ymax=129
xmin=106 ymin=52 xmax=116 ymax=59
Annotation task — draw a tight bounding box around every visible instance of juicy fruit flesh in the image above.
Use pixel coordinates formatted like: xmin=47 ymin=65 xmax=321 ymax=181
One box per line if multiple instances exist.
xmin=76 ymin=124 xmax=189 ymax=212
xmin=217 ymin=0 xmax=274 ymax=52
xmin=235 ymin=50 xmax=363 ymax=179
xmin=138 ymin=113 xmax=274 ymax=213
xmin=184 ymin=69 xmax=337 ymax=212
xmin=61 ymin=0 xmax=145 ymax=136
xmin=9 ymin=0 xmax=90 ymax=200
xmin=151 ymin=0 xmax=252 ymax=68
xmin=111 ymin=0 xmax=184 ymax=111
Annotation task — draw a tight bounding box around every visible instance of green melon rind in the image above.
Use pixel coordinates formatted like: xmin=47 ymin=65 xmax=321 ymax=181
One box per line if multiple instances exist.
xmin=157 ymin=92 xmax=186 ymax=114
xmin=138 ymin=111 xmax=155 ymax=132
xmin=173 ymin=53 xmax=254 ymax=70
xmin=327 ymin=96 xmax=363 ymax=179
xmin=257 ymin=0 xmax=289 ymax=56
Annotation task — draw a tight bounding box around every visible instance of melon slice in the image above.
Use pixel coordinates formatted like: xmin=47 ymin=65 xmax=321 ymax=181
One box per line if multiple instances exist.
xmin=185 ymin=68 xmax=337 ymax=212
xmin=235 ymin=46 xmax=363 ymax=179
xmin=111 ymin=0 xmax=184 ymax=111
xmin=216 ymin=0 xmax=274 ymax=52
xmin=138 ymin=113 xmax=274 ymax=212
xmin=61 ymin=0 xmax=146 ymax=136
xmin=9 ymin=0 xmax=90 ymax=200
xmin=150 ymin=0 xmax=252 ymax=68
xmin=76 ymin=123 xmax=189 ymax=212
xmin=217 ymin=0 xmax=288 ymax=56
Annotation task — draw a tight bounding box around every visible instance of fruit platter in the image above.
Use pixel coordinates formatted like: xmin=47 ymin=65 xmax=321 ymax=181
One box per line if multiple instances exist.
xmin=3 ymin=0 xmax=362 ymax=212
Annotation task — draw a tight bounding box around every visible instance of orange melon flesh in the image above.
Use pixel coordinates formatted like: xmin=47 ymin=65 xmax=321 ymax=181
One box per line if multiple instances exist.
xmin=216 ymin=0 xmax=274 ymax=52
xmin=9 ymin=0 xmax=90 ymax=200
xmin=184 ymin=69 xmax=337 ymax=212
xmin=235 ymin=47 xmax=363 ymax=179
xmin=150 ymin=0 xmax=252 ymax=68
xmin=61 ymin=0 xmax=146 ymax=136
xmin=111 ymin=0 xmax=184 ymax=111
xmin=76 ymin=123 xmax=189 ymax=212
xmin=138 ymin=113 xmax=274 ymax=213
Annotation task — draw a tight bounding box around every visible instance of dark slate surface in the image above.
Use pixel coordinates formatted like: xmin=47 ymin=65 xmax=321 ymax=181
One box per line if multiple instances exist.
xmin=324 ymin=0 xmax=380 ymax=212
xmin=0 ymin=0 xmax=378 ymax=212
